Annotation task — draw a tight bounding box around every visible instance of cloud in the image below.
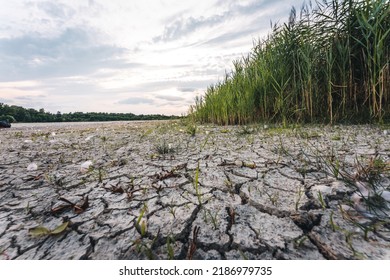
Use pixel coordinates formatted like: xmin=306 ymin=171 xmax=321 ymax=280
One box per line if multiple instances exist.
xmin=178 ymin=87 xmax=196 ymax=92
xmin=154 ymin=0 xmax=293 ymax=44
xmin=202 ymin=27 xmax=260 ymax=46
xmin=234 ymin=0 xmax=276 ymax=16
xmin=155 ymin=95 xmax=186 ymax=102
xmin=118 ymin=97 xmax=155 ymax=105
xmin=0 ymin=28 xmax=131 ymax=82
xmin=154 ymin=14 xmax=226 ymax=42
xmin=0 ymin=98 xmax=14 ymax=104
xmin=14 ymin=94 xmax=47 ymax=100
xmin=35 ymin=1 xmax=76 ymax=20
xmin=108 ymin=78 xmax=216 ymax=95
xmin=0 ymin=0 xmax=304 ymax=116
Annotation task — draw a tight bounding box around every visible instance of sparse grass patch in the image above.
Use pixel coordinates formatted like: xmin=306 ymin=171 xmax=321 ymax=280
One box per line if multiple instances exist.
xmin=186 ymin=124 xmax=197 ymax=137
xmin=304 ymin=145 xmax=390 ymax=238
xmin=155 ymin=140 xmax=175 ymax=155
xmin=331 ymin=135 xmax=341 ymax=141
xmin=13 ymin=131 xmax=23 ymax=138
xmin=237 ymin=125 xmax=255 ymax=135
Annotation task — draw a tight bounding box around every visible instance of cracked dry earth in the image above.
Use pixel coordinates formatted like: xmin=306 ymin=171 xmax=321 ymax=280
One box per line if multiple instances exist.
xmin=1 ymin=121 xmax=390 ymax=260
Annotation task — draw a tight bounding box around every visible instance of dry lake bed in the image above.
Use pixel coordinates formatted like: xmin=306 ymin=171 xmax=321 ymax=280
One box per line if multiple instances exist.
xmin=0 ymin=120 xmax=389 ymax=260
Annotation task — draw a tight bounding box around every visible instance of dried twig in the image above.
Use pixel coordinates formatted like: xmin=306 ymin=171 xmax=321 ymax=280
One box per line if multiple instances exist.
xmin=187 ymin=226 xmax=200 ymax=260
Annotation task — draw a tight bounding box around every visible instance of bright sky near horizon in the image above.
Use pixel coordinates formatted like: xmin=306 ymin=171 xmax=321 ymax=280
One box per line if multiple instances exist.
xmin=0 ymin=0 xmax=303 ymax=115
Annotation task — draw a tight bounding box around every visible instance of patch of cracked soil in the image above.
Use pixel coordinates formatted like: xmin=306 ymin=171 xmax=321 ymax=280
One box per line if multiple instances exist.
xmin=0 ymin=121 xmax=389 ymax=259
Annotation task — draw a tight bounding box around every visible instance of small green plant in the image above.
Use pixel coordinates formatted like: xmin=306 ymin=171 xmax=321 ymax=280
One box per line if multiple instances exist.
xmin=155 ymin=140 xmax=175 ymax=155
xmin=273 ymin=137 xmax=290 ymax=157
xmin=265 ymin=190 xmax=279 ymax=206
xmin=25 ymin=201 xmax=31 ymax=215
xmin=224 ymin=178 xmax=233 ymax=192
xmin=140 ymin=128 xmax=154 ymax=140
xmin=238 ymin=126 xmax=253 ymax=135
xmin=294 ymin=236 xmax=308 ymax=248
xmin=207 ymin=209 xmax=219 ymax=230
xmin=135 ymin=206 xmax=148 ymax=237
xmin=14 ymin=131 xmax=23 ymax=138
xmin=317 ymin=191 xmax=327 ymax=210
xmin=331 ymin=135 xmax=341 ymax=141
xmin=132 ymin=237 xmax=157 ymax=260
xmin=193 ymin=161 xmax=202 ymax=205
xmin=168 ymin=206 xmax=177 ymax=219
xmin=186 ymin=123 xmax=197 ymax=136
xmin=299 ymin=131 xmax=320 ymax=139
xmin=167 ymin=236 xmax=175 ymax=260
xmin=355 ymin=156 xmax=389 ymax=184
xmin=200 ymin=131 xmax=212 ymax=151
xmin=96 ymin=167 xmax=106 ymax=183
xmin=238 ymin=250 xmax=249 ymax=260
xmin=329 ymin=211 xmax=341 ymax=232
xmin=332 ymin=159 xmax=340 ymax=179
xmin=246 ymin=134 xmax=254 ymax=144
xmin=295 ymin=186 xmax=304 ymax=211
xmin=345 ymin=231 xmax=365 ymax=259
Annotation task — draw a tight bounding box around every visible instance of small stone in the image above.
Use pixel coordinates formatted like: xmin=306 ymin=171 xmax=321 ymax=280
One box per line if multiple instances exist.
xmin=381 ymin=191 xmax=390 ymax=202
xmin=85 ymin=135 xmax=94 ymax=141
xmin=27 ymin=163 xmax=38 ymax=171
xmin=80 ymin=160 xmax=93 ymax=173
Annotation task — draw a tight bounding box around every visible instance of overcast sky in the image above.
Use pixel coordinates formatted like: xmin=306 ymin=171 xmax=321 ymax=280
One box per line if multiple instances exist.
xmin=0 ymin=0 xmax=303 ymax=115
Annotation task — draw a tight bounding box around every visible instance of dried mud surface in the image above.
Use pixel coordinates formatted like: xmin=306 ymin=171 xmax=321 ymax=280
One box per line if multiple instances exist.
xmin=0 ymin=121 xmax=389 ymax=260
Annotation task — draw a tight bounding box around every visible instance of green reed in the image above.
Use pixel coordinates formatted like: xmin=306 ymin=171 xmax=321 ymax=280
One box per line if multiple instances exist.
xmin=190 ymin=0 xmax=390 ymax=125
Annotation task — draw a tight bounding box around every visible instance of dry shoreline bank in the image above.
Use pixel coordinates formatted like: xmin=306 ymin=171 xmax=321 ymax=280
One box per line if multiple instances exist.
xmin=0 ymin=121 xmax=389 ymax=259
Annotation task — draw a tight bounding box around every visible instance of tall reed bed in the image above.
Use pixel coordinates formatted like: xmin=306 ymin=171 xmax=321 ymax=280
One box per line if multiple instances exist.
xmin=190 ymin=0 xmax=390 ymax=125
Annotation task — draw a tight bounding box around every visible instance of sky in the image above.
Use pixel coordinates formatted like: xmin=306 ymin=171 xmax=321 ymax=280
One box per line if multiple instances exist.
xmin=0 ymin=0 xmax=304 ymax=116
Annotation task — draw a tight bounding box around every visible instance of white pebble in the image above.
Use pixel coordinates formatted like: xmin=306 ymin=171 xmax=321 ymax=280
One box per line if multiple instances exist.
xmin=27 ymin=163 xmax=38 ymax=171
xmin=80 ymin=160 xmax=93 ymax=173
xmin=85 ymin=135 xmax=94 ymax=141
xmin=380 ymin=191 xmax=390 ymax=202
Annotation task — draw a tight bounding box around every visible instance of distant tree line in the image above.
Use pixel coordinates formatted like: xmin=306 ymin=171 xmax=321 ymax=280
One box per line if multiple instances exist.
xmin=0 ymin=103 xmax=178 ymax=123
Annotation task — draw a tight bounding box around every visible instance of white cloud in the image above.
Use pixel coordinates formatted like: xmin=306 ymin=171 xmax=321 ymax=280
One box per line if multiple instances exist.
xmin=0 ymin=0 xmax=303 ymax=115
